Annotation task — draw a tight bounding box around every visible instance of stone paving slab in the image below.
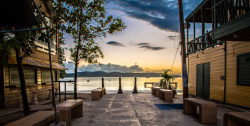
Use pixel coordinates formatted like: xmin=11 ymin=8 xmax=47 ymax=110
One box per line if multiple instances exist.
xmin=71 ymin=93 xmax=239 ymax=126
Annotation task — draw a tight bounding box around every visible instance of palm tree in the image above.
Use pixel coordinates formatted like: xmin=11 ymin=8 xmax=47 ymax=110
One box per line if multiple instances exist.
xmin=160 ymin=70 xmax=174 ymax=89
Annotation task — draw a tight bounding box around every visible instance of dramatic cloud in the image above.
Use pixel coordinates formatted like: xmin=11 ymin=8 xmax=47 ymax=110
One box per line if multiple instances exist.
xmin=137 ymin=42 xmax=149 ymax=46
xmin=107 ymin=41 xmax=124 ymax=46
xmin=140 ymin=46 xmax=165 ymax=50
xmin=137 ymin=42 xmax=165 ymax=51
xmin=168 ymin=35 xmax=178 ymax=40
xmin=110 ymin=0 xmax=203 ymax=31
xmin=64 ymin=62 xmax=144 ymax=73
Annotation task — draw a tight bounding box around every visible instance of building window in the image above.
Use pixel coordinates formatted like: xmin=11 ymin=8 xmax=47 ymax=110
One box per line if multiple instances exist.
xmin=10 ymin=67 xmax=36 ymax=86
xmin=54 ymin=71 xmax=57 ymax=81
xmin=237 ymin=52 xmax=250 ymax=86
xmin=42 ymin=69 xmax=56 ymax=84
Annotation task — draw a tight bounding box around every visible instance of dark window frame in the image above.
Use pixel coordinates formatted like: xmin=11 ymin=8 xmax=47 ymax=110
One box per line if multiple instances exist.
xmin=54 ymin=70 xmax=57 ymax=81
xmin=237 ymin=52 xmax=250 ymax=86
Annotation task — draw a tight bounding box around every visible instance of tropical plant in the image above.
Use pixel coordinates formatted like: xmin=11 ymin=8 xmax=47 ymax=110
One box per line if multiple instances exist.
xmin=54 ymin=0 xmax=126 ymax=99
xmin=160 ymin=70 xmax=175 ymax=89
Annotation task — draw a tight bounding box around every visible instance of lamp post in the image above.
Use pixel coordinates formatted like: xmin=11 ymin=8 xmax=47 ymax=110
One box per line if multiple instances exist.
xmin=118 ymin=77 xmax=123 ymax=93
xmin=133 ymin=77 xmax=138 ymax=93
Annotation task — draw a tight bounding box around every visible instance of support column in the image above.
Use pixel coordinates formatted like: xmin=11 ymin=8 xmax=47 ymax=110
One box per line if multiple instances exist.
xmin=64 ymin=82 xmax=66 ymax=101
xmin=178 ymin=0 xmax=188 ymax=98
xmin=187 ymin=22 xmax=189 ymax=43
xmin=201 ymin=6 xmax=205 ymax=49
xmin=187 ymin=22 xmax=189 ymax=53
xmin=193 ymin=15 xmax=195 ymax=40
xmin=201 ymin=6 xmax=205 ymax=35
xmin=58 ymin=82 xmax=61 ymax=103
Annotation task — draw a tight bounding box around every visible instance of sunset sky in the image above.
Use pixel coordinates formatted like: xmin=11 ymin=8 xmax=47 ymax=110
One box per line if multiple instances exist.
xmin=63 ymin=0 xmax=203 ymax=74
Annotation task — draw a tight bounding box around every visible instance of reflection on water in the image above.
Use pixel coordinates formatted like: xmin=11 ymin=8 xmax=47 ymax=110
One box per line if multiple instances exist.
xmin=60 ymin=77 xmax=183 ymax=93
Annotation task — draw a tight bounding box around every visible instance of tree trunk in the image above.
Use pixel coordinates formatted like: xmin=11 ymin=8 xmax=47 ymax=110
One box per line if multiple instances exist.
xmin=74 ymin=42 xmax=80 ymax=99
xmin=74 ymin=49 xmax=79 ymax=99
xmin=74 ymin=18 xmax=81 ymax=99
xmin=15 ymin=48 xmax=30 ymax=116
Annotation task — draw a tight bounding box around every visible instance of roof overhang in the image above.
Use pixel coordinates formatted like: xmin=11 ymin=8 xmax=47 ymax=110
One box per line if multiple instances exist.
xmin=8 ymin=56 xmax=68 ymax=70
xmin=0 ymin=0 xmax=38 ymax=27
xmin=185 ymin=0 xmax=214 ymax=23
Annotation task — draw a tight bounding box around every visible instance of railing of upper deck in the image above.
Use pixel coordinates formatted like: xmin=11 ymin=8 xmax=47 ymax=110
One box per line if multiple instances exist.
xmin=213 ymin=0 xmax=250 ymax=26
xmin=187 ymin=31 xmax=224 ymax=55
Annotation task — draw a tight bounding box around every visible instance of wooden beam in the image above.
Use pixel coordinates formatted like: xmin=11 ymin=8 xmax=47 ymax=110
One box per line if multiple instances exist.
xmin=178 ymin=0 xmax=188 ymax=98
xmin=187 ymin=22 xmax=189 ymax=43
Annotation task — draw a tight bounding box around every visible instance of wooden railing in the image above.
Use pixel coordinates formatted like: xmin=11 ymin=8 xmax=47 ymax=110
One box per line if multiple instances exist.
xmin=187 ymin=31 xmax=224 ymax=54
xmin=213 ymin=0 xmax=250 ymax=27
xmin=54 ymin=81 xmax=75 ymax=103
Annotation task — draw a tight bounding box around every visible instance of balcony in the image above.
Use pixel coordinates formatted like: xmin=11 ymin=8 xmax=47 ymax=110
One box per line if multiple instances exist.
xmin=213 ymin=0 xmax=250 ymax=41
xmin=34 ymin=35 xmax=56 ymax=55
xmin=185 ymin=0 xmax=250 ymax=55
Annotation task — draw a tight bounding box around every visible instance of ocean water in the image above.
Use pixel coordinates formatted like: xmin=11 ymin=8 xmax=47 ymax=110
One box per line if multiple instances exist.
xmin=60 ymin=77 xmax=183 ymax=93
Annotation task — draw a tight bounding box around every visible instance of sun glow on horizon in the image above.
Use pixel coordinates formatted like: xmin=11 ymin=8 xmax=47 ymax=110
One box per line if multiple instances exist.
xmin=63 ymin=2 xmax=182 ymax=75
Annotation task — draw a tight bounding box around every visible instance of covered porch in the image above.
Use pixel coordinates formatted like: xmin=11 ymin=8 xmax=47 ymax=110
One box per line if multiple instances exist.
xmin=185 ymin=0 xmax=250 ymax=55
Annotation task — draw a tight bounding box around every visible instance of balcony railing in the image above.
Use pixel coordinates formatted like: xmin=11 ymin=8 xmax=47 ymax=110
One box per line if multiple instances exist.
xmin=187 ymin=31 xmax=224 ymax=55
xmin=213 ymin=0 xmax=250 ymax=27
xmin=35 ymin=39 xmax=56 ymax=49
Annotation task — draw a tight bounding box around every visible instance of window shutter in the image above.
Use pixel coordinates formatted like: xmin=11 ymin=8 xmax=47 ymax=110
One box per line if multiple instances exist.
xmin=237 ymin=52 xmax=250 ymax=85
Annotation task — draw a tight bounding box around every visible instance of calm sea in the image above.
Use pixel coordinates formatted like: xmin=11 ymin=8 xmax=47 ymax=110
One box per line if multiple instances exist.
xmin=60 ymin=77 xmax=183 ymax=93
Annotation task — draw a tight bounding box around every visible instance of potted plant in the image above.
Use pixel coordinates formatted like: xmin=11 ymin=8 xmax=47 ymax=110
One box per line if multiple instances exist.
xmin=160 ymin=70 xmax=174 ymax=89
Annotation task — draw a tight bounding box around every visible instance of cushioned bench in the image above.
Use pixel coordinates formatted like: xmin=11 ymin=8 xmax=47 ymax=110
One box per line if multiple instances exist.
xmin=5 ymin=111 xmax=59 ymax=126
xmin=91 ymin=89 xmax=103 ymax=101
xmin=223 ymin=112 xmax=250 ymax=126
xmin=57 ymin=99 xmax=83 ymax=126
xmin=183 ymin=98 xmax=217 ymax=124
xmin=159 ymin=89 xmax=173 ymax=102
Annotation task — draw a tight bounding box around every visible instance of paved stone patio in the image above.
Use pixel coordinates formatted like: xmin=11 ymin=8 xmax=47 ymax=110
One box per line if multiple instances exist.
xmin=0 ymin=93 xmax=243 ymax=126
xmin=71 ymin=93 xmax=237 ymax=126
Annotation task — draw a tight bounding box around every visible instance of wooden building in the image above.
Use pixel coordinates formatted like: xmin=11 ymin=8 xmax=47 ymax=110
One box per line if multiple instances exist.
xmin=0 ymin=0 xmax=67 ymax=108
xmin=185 ymin=0 xmax=250 ymax=108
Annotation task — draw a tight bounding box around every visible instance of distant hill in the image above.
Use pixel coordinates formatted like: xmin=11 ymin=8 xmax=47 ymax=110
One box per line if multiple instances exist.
xmin=65 ymin=71 xmax=181 ymax=77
